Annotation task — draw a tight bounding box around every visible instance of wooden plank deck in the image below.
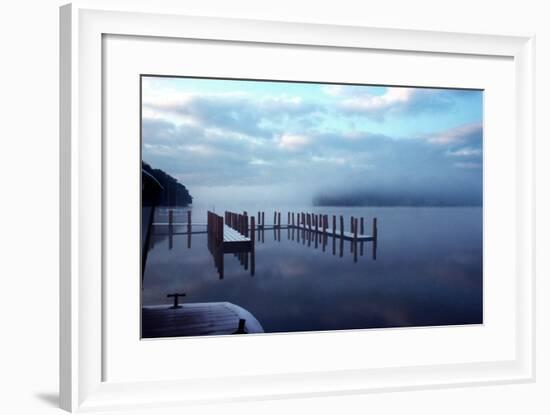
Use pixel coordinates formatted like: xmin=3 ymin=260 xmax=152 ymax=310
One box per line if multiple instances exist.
xmin=141 ymin=302 xmax=264 ymax=338
xmin=223 ymin=225 xmax=249 ymax=242
xmin=222 ymin=225 xmax=252 ymax=253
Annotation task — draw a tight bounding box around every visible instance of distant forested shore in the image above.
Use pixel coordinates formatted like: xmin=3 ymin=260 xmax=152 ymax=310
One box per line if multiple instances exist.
xmin=313 ymin=191 xmax=482 ymax=207
xmin=142 ymin=161 xmax=193 ymax=206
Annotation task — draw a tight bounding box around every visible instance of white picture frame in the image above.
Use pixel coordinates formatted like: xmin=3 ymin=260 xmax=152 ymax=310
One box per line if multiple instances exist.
xmin=60 ymin=1 xmax=535 ymax=412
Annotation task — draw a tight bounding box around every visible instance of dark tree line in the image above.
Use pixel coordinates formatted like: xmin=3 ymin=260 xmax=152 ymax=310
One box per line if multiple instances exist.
xmin=142 ymin=161 xmax=193 ymax=207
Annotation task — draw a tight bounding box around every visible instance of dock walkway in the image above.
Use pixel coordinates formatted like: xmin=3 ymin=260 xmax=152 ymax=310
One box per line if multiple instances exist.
xmin=221 ymin=224 xmax=252 ymax=253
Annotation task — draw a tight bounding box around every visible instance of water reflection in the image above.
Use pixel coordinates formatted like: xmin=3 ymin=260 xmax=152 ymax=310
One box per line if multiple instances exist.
xmin=152 ymin=221 xmax=377 ymax=281
xmin=143 ymin=207 xmax=483 ymax=334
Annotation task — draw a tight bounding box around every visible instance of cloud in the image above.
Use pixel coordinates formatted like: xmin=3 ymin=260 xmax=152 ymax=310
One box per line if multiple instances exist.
xmin=341 ymin=87 xmax=413 ymax=114
xmin=141 ymin=78 xmax=483 ymax=207
xmin=276 ymin=134 xmax=311 ymax=151
xmin=427 ymin=122 xmax=482 ymax=145
xmin=454 ymin=162 xmax=482 ymax=169
xmin=249 ymin=158 xmax=271 ymax=166
xmin=334 ymin=87 xmax=469 ymax=121
xmin=143 ymin=89 xmax=322 ymax=141
xmin=447 ymin=147 xmax=482 ymax=157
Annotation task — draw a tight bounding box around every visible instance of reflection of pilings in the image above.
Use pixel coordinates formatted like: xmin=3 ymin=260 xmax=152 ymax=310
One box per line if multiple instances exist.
xmin=207 ymin=211 xmax=225 ymax=278
xmin=168 ymin=209 xmax=174 ymax=250
xmin=354 ymin=218 xmax=358 ymax=263
xmin=351 ymin=216 xmax=356 ymax=253
xmin=372 ymin=218 xmax=378 ymax=260
xmin=243 ymin=210 xmax=379 ymax=263
xmin=250 ymin=216 xmax=256 ymax=277
xmin=209 ymin=210 xmax=257 ymax=278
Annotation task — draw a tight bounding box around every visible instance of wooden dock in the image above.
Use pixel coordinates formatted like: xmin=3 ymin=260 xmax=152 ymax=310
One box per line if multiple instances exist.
xmin=207 ymin=211 xmax=255 ymax=278
xmin=208 ymin=211 xmax=253 ymax=253
xmin=142 ymin=302 xmax=264 ymax=338
xmin=151 ymin=209 xmax=377 ymax=266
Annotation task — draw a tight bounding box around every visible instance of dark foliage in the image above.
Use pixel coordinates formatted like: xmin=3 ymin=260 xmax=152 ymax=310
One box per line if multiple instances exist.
xmin=142 ymin=161 xmax=193 ymax=207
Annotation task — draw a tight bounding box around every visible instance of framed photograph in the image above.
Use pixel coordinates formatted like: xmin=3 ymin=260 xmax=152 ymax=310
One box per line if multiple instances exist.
xmin=140 ymin=76 xmax=484 ymax=339
xmin=60 ymin=1 xmax=535 ymax=412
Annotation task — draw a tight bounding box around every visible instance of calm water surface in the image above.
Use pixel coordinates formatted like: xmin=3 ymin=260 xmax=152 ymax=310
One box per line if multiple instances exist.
xmin=142 ymin=206 xmax=482 ymax=333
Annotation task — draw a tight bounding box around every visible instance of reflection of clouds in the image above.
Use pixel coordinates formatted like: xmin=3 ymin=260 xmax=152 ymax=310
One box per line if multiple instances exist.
xmin=274 ymin=260 xmax=309 ymax=278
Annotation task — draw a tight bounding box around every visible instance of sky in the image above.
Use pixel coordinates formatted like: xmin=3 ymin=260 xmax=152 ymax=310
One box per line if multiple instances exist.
xmin=141 ymin=76 xmax=483 ymax=207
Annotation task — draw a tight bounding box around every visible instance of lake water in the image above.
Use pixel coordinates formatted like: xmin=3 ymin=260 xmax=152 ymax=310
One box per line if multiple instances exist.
xmin=142 ymin=206 xmax=482 ymax=334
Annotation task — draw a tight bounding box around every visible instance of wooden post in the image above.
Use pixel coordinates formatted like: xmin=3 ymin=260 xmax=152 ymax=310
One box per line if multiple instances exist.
xmin=288 ymin=212 xmax=290 ymax=226
xmin=340 ymin=215 xmax=344 ymax=237
xmin=251 ymin=216 xmax=256 ymax=245
xmin=187 ymin=210 xmax=192 ymax=234
xmin=354 ymin=218 xmax=358 ymax=242
xmin=332 ymin=215 xmax=336 ymax=234
xmin=292 ymin=212 xmax=295 ymax=226
xmin=350 ymin=216 xmax=355 ymax=234
xmin=250 ymin=249 xmax=255 ymax=276
xmin=244 ymin=213 xmax=248 ymax=237
xmin=278 ymin=212 xmax=281 ymax=227
xmin=273 ymin=212 xmax=277 ymax=227
xmin=314 ymin=214 xmax=318 ymax=232
xmin=262 ymin=211 xmax=265 ymax=228
xmin=168 ymin=209 xmax=173 ymax=227
xmin=257 ymin=211 xmax=260 ymax=228
xmin=219 ymin=215 xmax=224 ymax=245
